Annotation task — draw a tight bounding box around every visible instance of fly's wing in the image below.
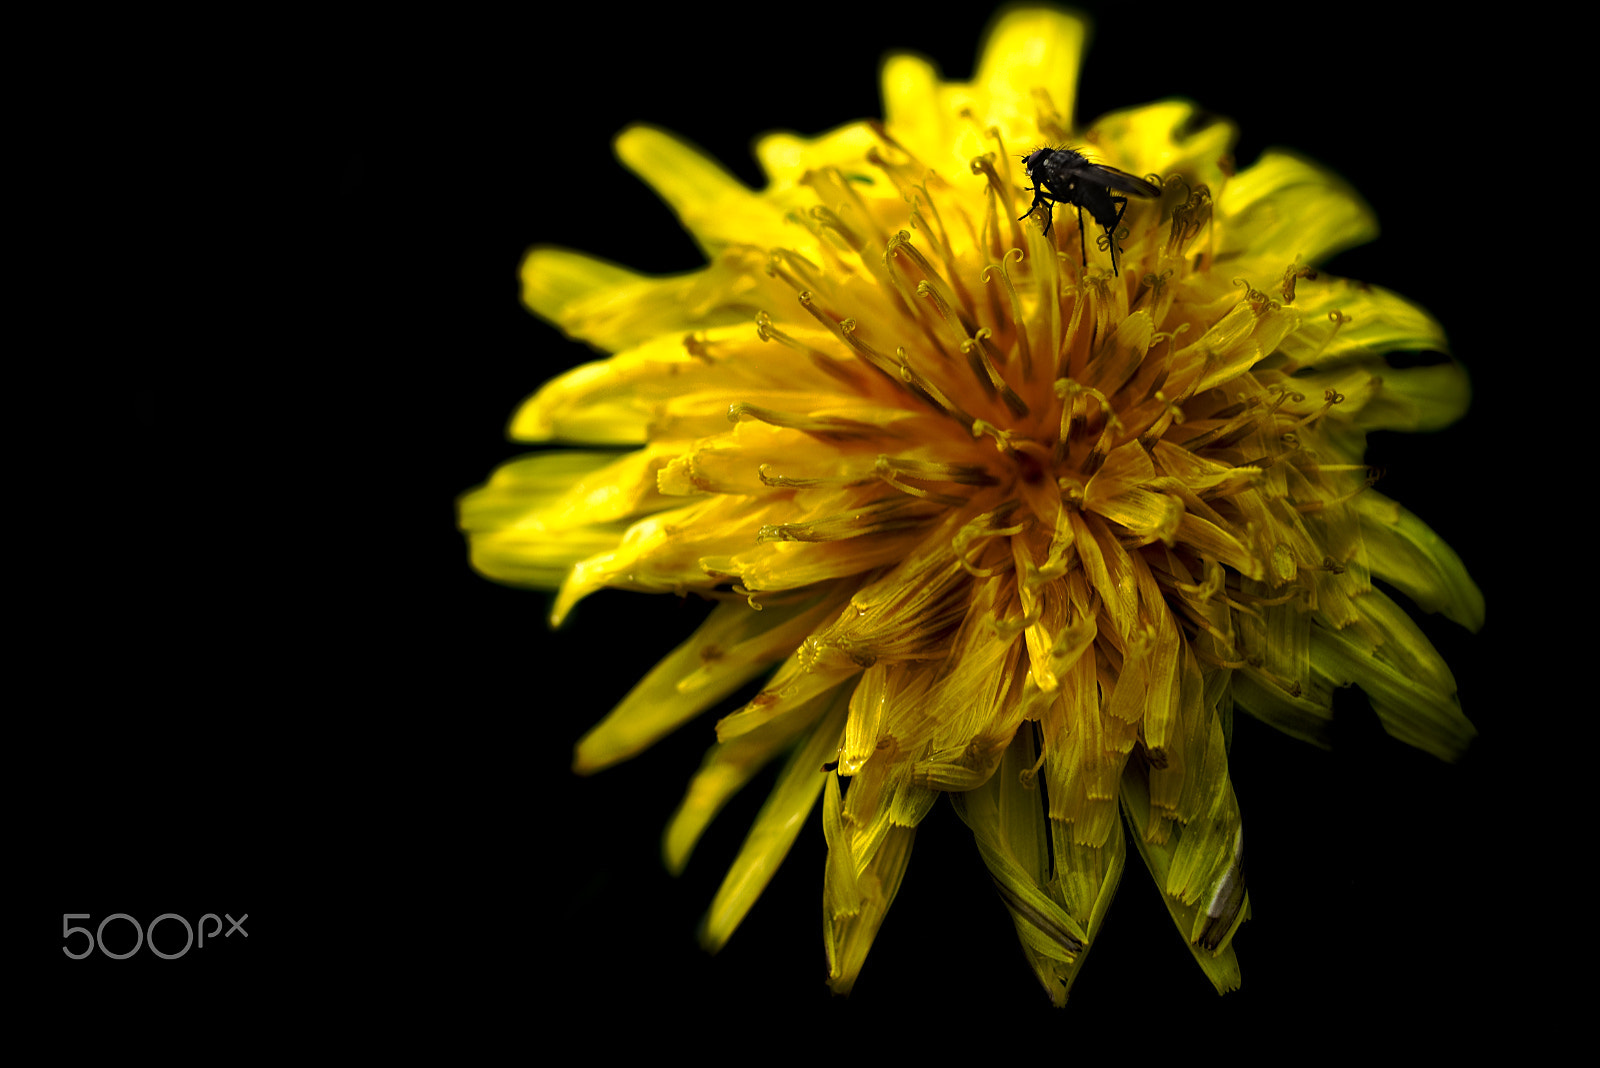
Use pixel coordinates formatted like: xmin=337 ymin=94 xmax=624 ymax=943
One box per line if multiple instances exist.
xmin=1092 ymin=165 xmax=1162 ymax=199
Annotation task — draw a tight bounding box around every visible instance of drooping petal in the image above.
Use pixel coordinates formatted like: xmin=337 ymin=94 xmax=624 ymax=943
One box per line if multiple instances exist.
xmin=1312 ymin=588 xmax=1476 ymax=760
xmin=663 ymin=679 xmax=845 ymax=873
xmin=1356 ymin=491 xmax=1485 ymax=630
xmin=700 ymin=688 xmax=850 ymax=950
xmin=573 ymin=590 xmax=847 ymax=774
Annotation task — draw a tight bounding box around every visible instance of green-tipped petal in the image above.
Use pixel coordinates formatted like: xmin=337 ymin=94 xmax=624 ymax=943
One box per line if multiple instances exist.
xmin=1232 ymin=669 xmax=1335 ymax=749
xmin=1357 ymin=492 xmax=1484 ymax=630
xmin=1312 ymin=589 xmax=1476 ymax=760
xmin=1354 ymin=362 xmax=1471 ymax=433
xmin=1121 ymin=749 xmax=1248 ymax=994
xmin=952 ymin=726 xmax=1124 ymax=1006
xmin=823 ymin=810 xmax=915 ymax=995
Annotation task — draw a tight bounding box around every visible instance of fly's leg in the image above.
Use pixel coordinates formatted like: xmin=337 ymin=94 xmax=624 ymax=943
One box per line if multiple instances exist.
xmin=1099 ymin=194 xmax=1130 ymax=276
xmin=1018 ymin=190 xmax=1055 ymax=236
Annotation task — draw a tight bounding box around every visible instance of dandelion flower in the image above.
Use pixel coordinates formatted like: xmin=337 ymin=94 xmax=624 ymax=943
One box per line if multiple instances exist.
xmin=459 ymin=7 xmax=1480 ymax=1005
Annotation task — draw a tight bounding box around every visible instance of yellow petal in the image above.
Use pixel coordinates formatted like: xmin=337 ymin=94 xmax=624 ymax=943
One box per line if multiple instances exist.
xmin=1356 ymin=492 xmax=1484 ymax=630
xmin=1312 ymin=590 xmax=1476 ymax=760
xmin=550 ymin=495 xmax=776 ymax=625
xmin=952 ymin=724 xmax=1125 ymax=1007
xmin=754 ymin=123 xmax=882 ymax=192
xmin=458 ymin=451 xmax=641 ymax=588
xmin=973 ymin=7 xmax=1086 ymax=132
xmin=1088 ymin=100 xmax=1237 ymax=188
xmin=1275 ymin=275 xmax=1450 ymax=371
xmin=614 ymin=124 xmax=778 ymax=252
xmin=1219 ymin=150 xmax=1377 ymax=265
xmin=700 ymin=688 xmax=849 ymax=951
xmin=1354 ymin=362 xmax=1471 ymax=433
xmin=1121 ymin=743 xmax=1248 ymax=993
xmin=573 ymin=592 xmax=845 ymax=774
xmin=663 ymin=681 xmax=843 ymax=874
xmin=823 ymin=822 xmax=915 ymax=995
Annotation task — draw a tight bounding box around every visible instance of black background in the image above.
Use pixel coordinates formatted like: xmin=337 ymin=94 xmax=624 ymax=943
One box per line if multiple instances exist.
xmin=33 ymin=1 xmax=1542 ymax=1053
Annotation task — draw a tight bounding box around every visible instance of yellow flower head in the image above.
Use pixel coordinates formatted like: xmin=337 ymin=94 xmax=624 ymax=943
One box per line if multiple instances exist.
xmin=460 ymin=8 xmax=1479 ymax=1005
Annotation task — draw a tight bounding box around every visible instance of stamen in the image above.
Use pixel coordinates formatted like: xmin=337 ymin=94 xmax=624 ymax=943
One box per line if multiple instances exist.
xmin=963 ymin=329 xmax=1029 ymax=417
xmin=1017 ymin=746 xmax=1047 ymax=790
xmin=1292 ymin=470 xmax=1376 ymax=511
xmin=756 ymin=496 xmax=942 ymax=542
xmin=882 ymin=234 xmax=947 ymax=349
xmin=756 ymin=311 xmax=866 ymax=389
xmin=795 ymin=294 xmax=906 ymax=395
xmin=1028 ymin=87 xmax=1070 ymax=145
xmin=1171 ymin=601 xmax=1239 ymax=654
xmin=1054 ymin=377 xmax=1083 ymax=458
xmin=758 ymin=464 xmax=876 ymax=490
xmin=896 ymin=234 xmax=975 ymax=337
xmin=982 ymin=250 xmax=1033 ymax=380
xmin=878 ymin=455 xmax=999 ymax=486
xmin=984 ymin=128 xmax=1021 ymax=221
xmin=909 ymin=181 xmax=956 ymax=265
xmin=916 ymin=279 xmax=971 ymax=350
xmin=1228 ymin=584 xmax=1306 ymax=609
xmin=1281 ymin=388 xmax=1345 ymax=433
xmin=1171 ymin=563 xmax=1225 ymax=603
xmin=1166 ymin=182 xmax=1214 ymax=265
xmin=1174 ymin=393 xmax=1271 ymax=452
xmin=970 ymin=418 xmax=1017 ymax=455
xmin=1129 ymin=323 xmax=1191 ymax=413
xmin=728 ymin=402 xmax=883 ymax=440
xmin=1136 ymin=390 xmax=1187 ymax=449
xmin=874 ymin=456 xmax=975 ymax=507
xmin=1190 ymin=645 xmax=1251 ymax=671
xmin=1232 ymin=277 xmax=1279 ymax=316
xmin=1075 ymin=387 xmax=1123 ymax=475
xmin=767 ymin=248 xmax=828 ymax=298
xmin=834 ymin=316 xmax=904 ymax=380
xmin=953 ymin=509 xmax=1025 ymax=577
xmin=989 ymin=596 xmax=1043 ymax=642
xmin=1290 ymin=309 xmax=1351 ymax=369
xmin=1077 ymin=271 xmax=1115 ymax=358
xmin=1278 ymin=262 xmax=1317 ymax=305
xmin=810 ymin=204 xmax=871 ymax=257
xmin=802 ymin=167 xmax=878 ymax=242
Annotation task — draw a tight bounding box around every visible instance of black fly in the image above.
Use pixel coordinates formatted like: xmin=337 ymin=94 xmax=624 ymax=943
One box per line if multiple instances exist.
xmin=1019 ymin=147 xmax=1161 ymax=276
